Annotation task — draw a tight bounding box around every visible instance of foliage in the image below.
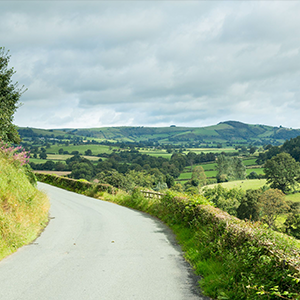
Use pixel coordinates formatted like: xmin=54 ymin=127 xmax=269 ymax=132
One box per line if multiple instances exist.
xmin=203 ymin=184 xmax=245 ymax=216
xmin=216 ymin=155 xmax=246 ymax=182
xmin=0 ymin=47 xmax=25 ymax=144
xmin=259 ymin=189 xmax=289 ymax=229
xmin=191 ymin=166 xmax=206 ymax=187
xmin=0 ymin=140 xmax=30 ymax=167
xmin=35 ymin=173 xmax=115 ymax=196
xmin=71 ymin=162 xmax=94 ymax=181
xmin=264 ymin=153 xmax=300 ymax=194
xmin=237 ymin=189 xmax=262 ymax=221
xmin=284 ymin=213 xmax=300 ymax=239
xmin=0 ymin=141 xmax=36 ymax=185
xmin=103 ymin=188 xmax=300 ymax=300
xmin=0 ymin=154 xmax=49 ymax=260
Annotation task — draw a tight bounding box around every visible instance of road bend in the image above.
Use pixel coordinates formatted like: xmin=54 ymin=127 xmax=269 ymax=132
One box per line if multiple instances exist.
xmin=0 ymin=183 xmax=210 ymax=300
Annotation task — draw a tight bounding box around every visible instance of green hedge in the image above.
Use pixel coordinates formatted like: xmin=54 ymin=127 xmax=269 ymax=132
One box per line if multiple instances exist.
xmin=106 ymin=190 xmax=300 ymax=299
xmin=35 ymin=173 xmax=115 ymax=196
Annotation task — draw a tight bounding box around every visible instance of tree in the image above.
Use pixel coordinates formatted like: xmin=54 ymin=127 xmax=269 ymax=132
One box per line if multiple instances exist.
xmin=264 ymin=153 xmax=300 ymax=194
xmin=165 ymin=174 xmax=175 ymax=188
xmin=190 ymin=166 xmax=206 ymax=187
xmin=0 ymin=47 xmax=26 ymax=143
xmin=39 ymin=152 xmax=47 ymax=159
xmin=284 ymin=213 xmax=300 ymax=239
xmin=232 ymin=157 xmax=246 ymax=180
xmin=249 ymin=146 xmax=257 ymax=155
xmin=216 ymin=155 xmax=246 ymax=182
xmin=85 ymin=149 xmax=92 ymax=156
xmin=71 ymin=162 xmax=94 ymax=181
xmin=259 ymin=189 xmax=289 ymax=229
xmin=203 ymin=185 xmax=244 ymax=216
xmin=237 ymin=189 xmax=262 ymax=221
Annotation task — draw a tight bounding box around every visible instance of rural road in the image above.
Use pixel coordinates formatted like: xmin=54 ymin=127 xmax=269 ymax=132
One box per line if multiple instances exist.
xmin=0 ymin=183 xmax=209 ymax=300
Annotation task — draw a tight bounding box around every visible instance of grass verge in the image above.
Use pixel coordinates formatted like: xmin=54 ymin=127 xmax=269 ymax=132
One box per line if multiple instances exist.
xmin=0 ymin=156 xmax=50 ymax=261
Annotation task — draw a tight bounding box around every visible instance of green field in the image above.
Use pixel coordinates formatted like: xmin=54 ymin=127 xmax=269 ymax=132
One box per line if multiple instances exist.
xmin=139 ymin=149 xmax=172 ymax=159
xmin=29 ymin=158 xmax=49 ymax=164
xmin=285 ymin=191 xmax=300 ymax=203
xmin=45 ymin=144 xmax=117 ymax=155
xmin=184 ymin=162 xmax=217 ymax=172
xmin=205 ymin=179 xmax=268 ymax=190
xmin=184 ymin=147 xmax=236 ymax=154
xmin=246 ymin=168 xmax=264 ymax=175
xmin=242 ymin=158 xmax=258 ymax=166
xmin=178 ymin=172 xmax=192 ymax=180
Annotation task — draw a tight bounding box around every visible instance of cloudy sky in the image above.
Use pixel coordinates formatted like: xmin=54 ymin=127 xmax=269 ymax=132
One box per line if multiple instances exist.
xmin=2 ymin=1 xmax=300 ymax=129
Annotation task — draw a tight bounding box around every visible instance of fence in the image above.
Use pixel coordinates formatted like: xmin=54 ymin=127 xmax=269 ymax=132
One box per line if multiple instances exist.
xmin=140 ymin=190 xmax=164 ymax=199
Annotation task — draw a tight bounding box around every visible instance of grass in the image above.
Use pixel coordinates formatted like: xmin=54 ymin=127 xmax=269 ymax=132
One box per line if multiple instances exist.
xmin=285 ymin=192 xmax=300 ymax=203
xmin=45 ymin=144 xmax=117 ymax=155
xmin=0 ymin=155 xmax=50 ymax=261
xmin=178 ymin=169 xmax=218 ymax=181
xmin=29 ymin=158 xmax=49 ymax=164
xmin=184 ymin=147 xmax=236 ymax=154
xmin=246 ymin=167 xmax=264 ymax=175
xmin=242 ymin=158 xmax=257 ymax=165
xmin=206 ymin=179 xmax=268 ymax=190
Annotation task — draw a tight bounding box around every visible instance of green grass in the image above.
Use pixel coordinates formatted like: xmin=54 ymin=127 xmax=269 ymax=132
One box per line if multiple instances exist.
xmin=46 ymin=154 xmax=72 ymax=160
xmin=179 ymin=169 xmax=217 ymax=180
xmin=206 ymin=179 xmax=268 ymax=190
xmin=29 ymin=158 xmax=49 ymax=164
xmin=285 ymin=192 xmax=300 ymax=203
xmin=45 ymin=144 xmax=117 ymax=155
xmin=138 ymin=148 xmax=172 ymax=158
xmin=184 ymin=162 xmax=217 ymax=172
xmin=178 ymin=172 xmax=192 ymax=180
xmin=184 ymin=147 xmax=236 ymax=154
xmin=242 ymin=158 xmax=258 ymax=166
xmin=0 ymin=154 xmax=50 ymax=261
xmin=246 ymin=167 xmax=264 ymax=175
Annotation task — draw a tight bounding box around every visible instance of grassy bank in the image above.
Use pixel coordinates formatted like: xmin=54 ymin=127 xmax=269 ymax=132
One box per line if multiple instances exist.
xmin=0 ymin=155 xmax=50 ymax=261
xmin=38 ymin=174 xmax=300 ymax=299
xmin=103 ymin=190 xmax=300 ymax=300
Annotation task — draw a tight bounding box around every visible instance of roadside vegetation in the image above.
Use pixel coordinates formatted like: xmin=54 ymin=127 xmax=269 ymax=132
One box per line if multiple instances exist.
xmin=0 ymin=143 xmax=49 ymax=261
xmin=36 ymin=173 xmax=300 ymax=299
xmin=0 ymin=47 xmax=50 ymax=261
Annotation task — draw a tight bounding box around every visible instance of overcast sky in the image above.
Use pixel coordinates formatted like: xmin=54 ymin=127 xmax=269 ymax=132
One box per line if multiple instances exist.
xmin=2 ymin=1 xmax=300 ymax=129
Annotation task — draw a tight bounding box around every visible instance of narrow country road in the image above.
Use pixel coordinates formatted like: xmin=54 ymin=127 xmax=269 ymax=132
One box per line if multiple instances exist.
xmin=0 ymin=183 xmax=209 ymax=300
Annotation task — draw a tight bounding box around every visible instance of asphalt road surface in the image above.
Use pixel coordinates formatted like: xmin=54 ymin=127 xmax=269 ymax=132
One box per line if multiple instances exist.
xmin=0 ymin=183 xmax=210 ymax=300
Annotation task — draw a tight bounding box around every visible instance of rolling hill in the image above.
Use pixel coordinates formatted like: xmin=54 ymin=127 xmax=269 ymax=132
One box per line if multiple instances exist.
xmin=18 ymin=121 xmax=300 ymax=146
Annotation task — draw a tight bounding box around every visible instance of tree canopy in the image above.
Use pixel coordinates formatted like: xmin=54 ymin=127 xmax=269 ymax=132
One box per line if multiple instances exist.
xmin=0 ymin=47 xmax=25 ymax=144
xmin=264 ymin=152 xmax=300 ymax=194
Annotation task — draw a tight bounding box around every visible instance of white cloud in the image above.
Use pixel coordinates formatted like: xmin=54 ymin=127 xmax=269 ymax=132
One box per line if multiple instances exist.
xmin=1 ymin=1 xmax=300 ymax=129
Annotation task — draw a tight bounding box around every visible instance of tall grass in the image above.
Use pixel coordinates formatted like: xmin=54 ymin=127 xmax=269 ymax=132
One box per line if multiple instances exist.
xmin=102 ymin=189 xmax=300 ymax=299
xmin=0 ymin=155 xmax=50 ymax=260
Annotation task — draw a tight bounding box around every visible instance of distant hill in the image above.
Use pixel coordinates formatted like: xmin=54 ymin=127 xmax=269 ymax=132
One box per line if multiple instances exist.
xmin=18 ymin=121 xmax=300 ymax=146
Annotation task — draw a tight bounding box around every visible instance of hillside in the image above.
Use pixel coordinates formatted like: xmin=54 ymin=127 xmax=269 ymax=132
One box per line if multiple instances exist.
xmin=18 ymin=121 xmax=300 ymax=146
xmin=0 ymin=154 xmax=49 ymax=260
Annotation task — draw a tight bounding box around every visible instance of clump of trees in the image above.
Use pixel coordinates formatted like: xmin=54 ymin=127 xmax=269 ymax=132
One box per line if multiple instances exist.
xmin=204 ymin=185 xmax=299 ymax=237
xmin=0 ymin=47 xmax=26 ymax=143
xmin=216 ymin=155 xmax=246 ymax=183
xmin=264 ymin=152 xmax=300 ymax=194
